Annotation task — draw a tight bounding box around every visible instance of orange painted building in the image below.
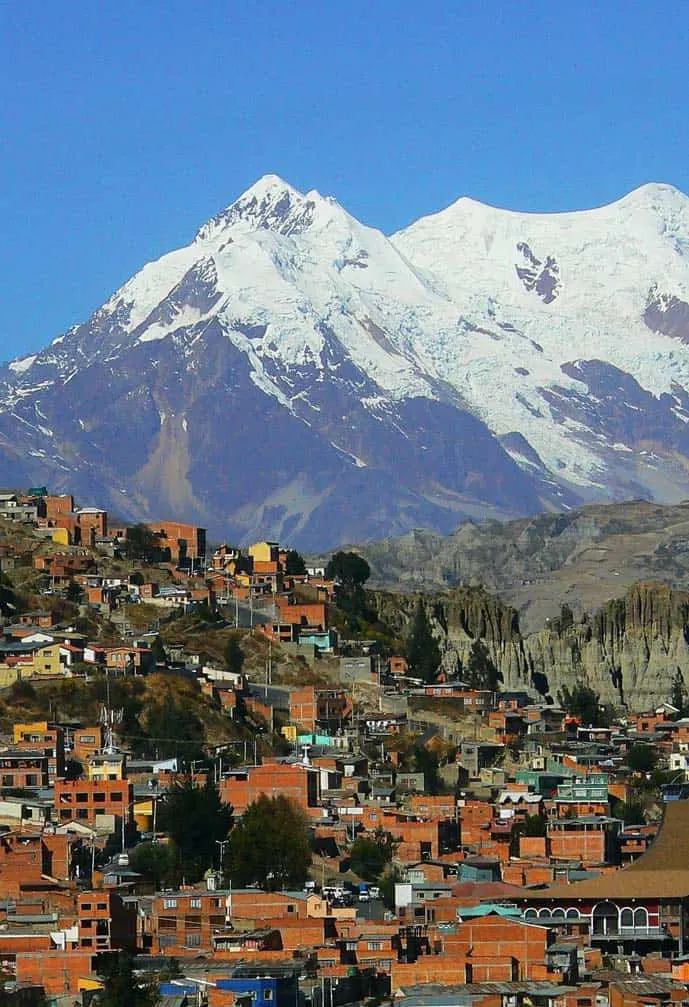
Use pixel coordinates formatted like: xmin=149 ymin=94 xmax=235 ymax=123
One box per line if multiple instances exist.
xmin=72 ymin=725 xmax=103 ymax=762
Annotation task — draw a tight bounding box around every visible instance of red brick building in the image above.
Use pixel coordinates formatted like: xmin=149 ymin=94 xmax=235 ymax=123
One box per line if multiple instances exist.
xmin=146 ymin=520 xmax=206 ymax=566
xmin=54 ymin=778 xmax=134 ymax=827
xmin=0 ymin=749 xmax=50 ymax=789
xmin=219 ymin=761 xmax=319 ymax=816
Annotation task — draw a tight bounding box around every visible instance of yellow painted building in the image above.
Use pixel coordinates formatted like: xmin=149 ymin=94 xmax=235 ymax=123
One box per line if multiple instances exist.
xmin=247 ymin=540 xmax=279 ymax=564
xmin=51 ymin=526 xmax=71 ymax=546
xmin=31 ymin=644 xmax=63 ymax=677
xmin=0 ymin=665 xmax=19 ymax=688
xmin=133 ymin=797 xmax=155 ymax=832
xmin=0 ymin=644 xmax=64 ymax=687
xmin=86 ymin=752 xmax=126 ymax=781
xmin=13 ymin=720 xmax=50 ymax=743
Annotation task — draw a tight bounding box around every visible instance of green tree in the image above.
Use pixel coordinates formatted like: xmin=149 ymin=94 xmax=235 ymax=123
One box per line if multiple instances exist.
xmin=521 ymin=813 xmax=547 ymax=837
xmin=98 ymin=951 xmax=157 ymax=1007
xmin=225 ymin=634 xmax=245 ymax=675
xmin=325 ymin=551 xmax=371 ymax=588
xmin=626 ymin=743 xmax=657 ymax=775
xmin=149 ymin=634 xmax=167 ymax=664
xmin=671 ymin=668 xmax=686 ymax=718
xmin=558 ymin=683 xmax=608 ymax=727
xmin=378 ymin=864 xmax=404 ymax=910
xmin=122 ymin=524 xmax=169 ymax=563
xmin=145 ymin=694 xmax=205 ymax=762
xmin=411 ymin=744 xmax=442 ymax=795
xmin=326 ymin=551 xmax=371 ymax=618
xmin=66 ymin=578 xmax=84 ymax=603
xmin=348 ymin=830 xmax=395 ymax=881
xmin=612 ymin=799 xmax=645 ymax=826
xmin=465 ymin=639 xmax=501 ymax=690
xmin=158 ymin=778 xmax=233 ymax=883
xmin=510 ymin=813 xmax=547 ymax=856
xmin=225 ymin=794 xmax=311 ymax=891
xmin=284 ymin=550 xmax=306 ymax=575
xmin=128 ymin=841 xmax=176 ymax=889
xmin=558 ymin=603 xmax=574 ymax=632
xmin=405 ymin=600 xmax=441 ymax=684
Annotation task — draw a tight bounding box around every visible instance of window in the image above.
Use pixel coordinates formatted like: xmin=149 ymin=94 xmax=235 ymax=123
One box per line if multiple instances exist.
xmin=82 ymin=903 xmax=92 ymax=911
xmin=2 ymin=775 xmax=12 ymax=786
xmin=264 ymin=991 xmax=273 ymax=1001
xmin=94 ymin=793 xmax=106 ymax=803
xmin=97 ymin=903 xmax=107 ymax=911
xmin=185 ymin=933 xmax=201 ymax=947
xmin=367 ymin=941 xmax=383 ymax=951
xmin=77 ymin=809 xmax=89 ymax=820
xmin=76 ymin=793 xmax=88 ymax=802
xmin=190 ymin=898 xmax=201 ymax=909
xmin=110 ymin=792 xmax=122 ymax=802
xmin=287 ymin=904 xmax=296 ymax=913
xmin=163 ymin=898 xmax=178 ymax=909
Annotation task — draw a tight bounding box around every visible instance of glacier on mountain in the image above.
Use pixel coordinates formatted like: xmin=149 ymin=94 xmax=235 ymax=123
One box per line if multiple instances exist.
xmin=3 ymin=176 xmax=689 ymax=546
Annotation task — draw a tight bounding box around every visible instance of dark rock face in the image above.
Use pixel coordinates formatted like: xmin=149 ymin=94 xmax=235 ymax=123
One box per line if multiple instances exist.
xmin=0 ymin=313 xmax=542 ymax=548
xmin=515 ymin=242 xmax=561 ymax=303
xmin=541 ymin=359 xmax=689 ymax=458
xmin=644 ymin=287 xmax=689 ymax=342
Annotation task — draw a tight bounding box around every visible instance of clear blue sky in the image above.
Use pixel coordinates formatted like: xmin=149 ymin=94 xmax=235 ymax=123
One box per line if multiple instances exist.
xmin=2 ymin=0 xmax=688 ymax=359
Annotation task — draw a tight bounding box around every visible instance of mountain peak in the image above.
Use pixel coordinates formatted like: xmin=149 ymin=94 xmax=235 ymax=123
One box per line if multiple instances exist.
xmin=196 ymin=174 xmax=315 ymax=241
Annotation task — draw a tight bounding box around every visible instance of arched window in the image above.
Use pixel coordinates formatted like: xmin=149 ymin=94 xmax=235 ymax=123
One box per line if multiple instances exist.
xmin=634 ymin=907 xmax=649 ymax=928
xmin=551 ymin=908 xmax=566 ymax=920
xmin=592 ymin=901 xmax=618 ymax=936
xmin=620 ymin=908 xmax=634 ymax=927
xmin=538 ymin=907 xmax=552 ymax=918
xmin=566 ymin=908 xmax=580 ymax=920
xmin=524 ymin=908 xmax=537 ymax=920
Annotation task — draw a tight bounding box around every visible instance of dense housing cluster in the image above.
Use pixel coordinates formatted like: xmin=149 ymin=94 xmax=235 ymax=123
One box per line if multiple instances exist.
xmin=0 ymin=487 xmax=687 ymax=1007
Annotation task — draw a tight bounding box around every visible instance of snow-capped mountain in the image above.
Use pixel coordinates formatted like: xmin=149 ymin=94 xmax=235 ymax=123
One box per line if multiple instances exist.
xmin=3 ymin=176 xmax=689 ymax=548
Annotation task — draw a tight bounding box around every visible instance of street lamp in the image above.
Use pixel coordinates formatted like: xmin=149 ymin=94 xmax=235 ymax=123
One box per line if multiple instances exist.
xmin=216 ymin=838 xmax=229 ymax=871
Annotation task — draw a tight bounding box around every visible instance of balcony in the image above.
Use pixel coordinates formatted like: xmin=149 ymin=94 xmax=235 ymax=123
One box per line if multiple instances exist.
xmin=592 ymin=926 xmax=668 ymax=940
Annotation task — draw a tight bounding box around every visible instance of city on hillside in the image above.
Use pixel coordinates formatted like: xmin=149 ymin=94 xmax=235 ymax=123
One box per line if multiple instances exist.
xmin=0 ymin=487 xmax=689 ymax=1007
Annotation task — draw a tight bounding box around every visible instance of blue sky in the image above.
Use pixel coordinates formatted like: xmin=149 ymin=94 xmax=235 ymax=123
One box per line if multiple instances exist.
xmin=2 ymin=0 xmax=688 ymax=358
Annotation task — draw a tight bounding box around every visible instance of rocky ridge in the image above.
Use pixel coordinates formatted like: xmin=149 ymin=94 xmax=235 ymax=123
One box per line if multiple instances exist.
xmin=352 ymin=499 xmax=689 ymax=632
xmin=373 ymin=581 xmax=689 ymax=711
